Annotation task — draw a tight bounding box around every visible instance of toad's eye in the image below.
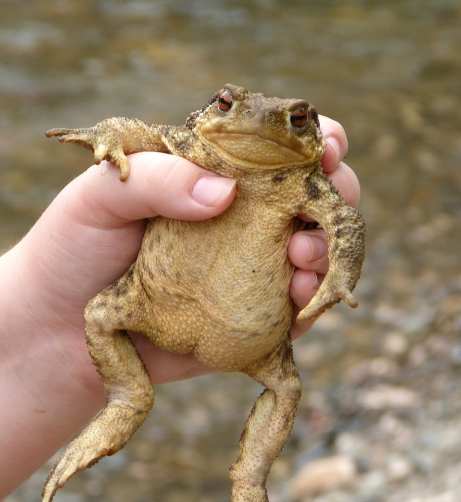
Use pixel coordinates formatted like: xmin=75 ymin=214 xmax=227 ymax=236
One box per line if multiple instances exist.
xmin=290 ymin=108 xmax=308 ymax=128
xmin=218 ymin=90 xmax=234 ymax=112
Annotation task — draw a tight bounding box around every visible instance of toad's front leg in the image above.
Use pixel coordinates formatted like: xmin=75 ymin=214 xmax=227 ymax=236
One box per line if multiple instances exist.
xmin=229 ymin=337 xmax=301 ymax=502
xmin=46 ymin=118 xmax=170 ymax=181
xmin=297 ymin=166 xmax=366 ymax=323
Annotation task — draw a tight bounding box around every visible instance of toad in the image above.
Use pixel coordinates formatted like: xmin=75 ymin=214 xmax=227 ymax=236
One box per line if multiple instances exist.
xmin=42 ymin=84 xmax=365 ymax=502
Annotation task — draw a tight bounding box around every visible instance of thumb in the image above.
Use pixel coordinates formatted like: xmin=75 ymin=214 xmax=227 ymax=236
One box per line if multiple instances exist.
xmin=74 ymin=152 xmax=236 ymax=228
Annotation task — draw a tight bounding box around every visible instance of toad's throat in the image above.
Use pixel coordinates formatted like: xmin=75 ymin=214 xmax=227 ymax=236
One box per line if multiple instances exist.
xmin=204 ymin=132 xmax=307 ymax=166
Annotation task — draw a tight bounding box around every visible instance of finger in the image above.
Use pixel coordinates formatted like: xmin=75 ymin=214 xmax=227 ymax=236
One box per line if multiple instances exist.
xmin=129 ymin=333 xmax=215 ymax=384
xmin=289 ymin=269 xmax=326 ymax=339
xmin=319 ymin=115 xmax=348 ymax=173
xmin=289 ymin=269 xmax=322 ymax=311
xmin=290 ymin=306 xmax=314 ymax=340
xmin=327 ymin=161 xmax=361 ymax=208
xmin=72 ymin=152 xmax=236 ymax=228
xmin=287 ymin=228 xmax=329 ymax=273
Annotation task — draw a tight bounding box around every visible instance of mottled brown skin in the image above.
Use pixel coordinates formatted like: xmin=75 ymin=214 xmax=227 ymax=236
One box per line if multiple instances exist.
xmin=42 ymin=84 xmax=365 ymax=502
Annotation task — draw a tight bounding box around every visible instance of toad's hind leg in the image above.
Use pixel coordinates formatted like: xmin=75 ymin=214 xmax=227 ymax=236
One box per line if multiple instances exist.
xmin=42 ymin=266 xmax=154 ymax=502
xmin=229 ymin=337 xmax=301 ymax=502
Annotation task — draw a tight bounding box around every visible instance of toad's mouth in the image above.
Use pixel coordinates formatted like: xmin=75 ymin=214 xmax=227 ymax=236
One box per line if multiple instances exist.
xmin=204 ymin=132 xmax=309 ymax=167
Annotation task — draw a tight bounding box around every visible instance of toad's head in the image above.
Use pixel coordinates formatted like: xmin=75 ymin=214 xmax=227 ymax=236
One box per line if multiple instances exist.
xmin=187 ymin=84 xmax=325 ymax=170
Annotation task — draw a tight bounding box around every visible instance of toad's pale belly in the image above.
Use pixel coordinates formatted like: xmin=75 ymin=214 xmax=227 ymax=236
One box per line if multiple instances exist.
xmin=135 ymin=210 xmax=296 ymax=371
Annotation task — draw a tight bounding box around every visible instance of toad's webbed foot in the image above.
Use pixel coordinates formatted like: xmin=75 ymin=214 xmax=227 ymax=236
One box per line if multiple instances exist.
xmin=41 ymin=401 xmax=150 ymax=502
xmin=46 ymin=119 xmax=132 ymax=181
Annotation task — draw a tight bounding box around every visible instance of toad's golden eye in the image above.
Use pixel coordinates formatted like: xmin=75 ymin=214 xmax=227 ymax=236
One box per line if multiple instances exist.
xmin=218 ymin=90 xmax=234 ymax=112
xmin=290 ymin=108 xmax=308 ymax=128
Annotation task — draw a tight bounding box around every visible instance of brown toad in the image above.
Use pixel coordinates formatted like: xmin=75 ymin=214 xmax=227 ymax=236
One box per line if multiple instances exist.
xmin=42 ymin=84 xmax=365 ymax=502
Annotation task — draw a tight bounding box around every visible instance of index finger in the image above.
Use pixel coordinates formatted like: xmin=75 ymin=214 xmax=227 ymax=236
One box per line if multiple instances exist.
xmin=319 ymin=115 xmax=349 ymax=173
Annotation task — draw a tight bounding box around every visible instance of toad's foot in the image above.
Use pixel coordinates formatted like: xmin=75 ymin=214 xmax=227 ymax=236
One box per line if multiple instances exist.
xmin=41 ymin=401 xmax=148 ymax=502
xmin=296 ymin=278 xmax=357 ymax=323
xmin=46 ymin=120 xmax=131 ymax=181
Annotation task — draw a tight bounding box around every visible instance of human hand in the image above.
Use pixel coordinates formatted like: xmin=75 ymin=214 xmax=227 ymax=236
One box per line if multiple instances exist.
xmin=0 ymin=153 xmax=237 ymax=497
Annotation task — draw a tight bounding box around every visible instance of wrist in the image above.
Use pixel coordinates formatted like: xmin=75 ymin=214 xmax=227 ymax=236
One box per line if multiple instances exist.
xmin=0 ymin=245 xmax=104 ymax=497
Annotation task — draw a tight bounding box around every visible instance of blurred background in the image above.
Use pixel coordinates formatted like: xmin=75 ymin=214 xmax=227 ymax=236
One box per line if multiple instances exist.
xmin=2 ymin=0 xmax=460 ymax=501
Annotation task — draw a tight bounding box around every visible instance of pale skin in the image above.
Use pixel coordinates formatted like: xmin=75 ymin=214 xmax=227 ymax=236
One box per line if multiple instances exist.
xmin=0 ymin=116 xmax=359 ymax=499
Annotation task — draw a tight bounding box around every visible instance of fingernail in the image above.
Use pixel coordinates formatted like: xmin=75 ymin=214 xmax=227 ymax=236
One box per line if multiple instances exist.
xmin=326 ymin=137 xmax=341 ymax=164
xmin=312 ymin=271 xmax=320 ymax=289
xmin=304 ymin=235 xmax=327 ymax=261
xmin=192 ymin=176 xmax=236 ymax=207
